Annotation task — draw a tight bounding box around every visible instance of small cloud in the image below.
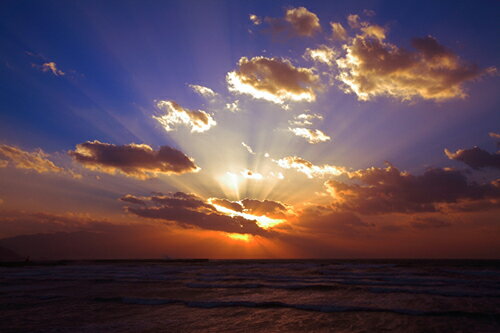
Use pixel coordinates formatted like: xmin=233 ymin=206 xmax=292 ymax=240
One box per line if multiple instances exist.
xmin=303 ymin=45 xmax=336 ymax=66
xmin=347 ymin=14 xmax=361 ymax=28
xmin=283 ymin=7 xmax=321 ymax=37
xmin=289 ymin=113 xmax=323 ymax=126
xmin=68 ymin=140 xmax=200 ymax=179
xmin=226 ymin=100 xmax=240 ymax=112
xmin=249 ymin=14 xmax=261 ymax=25
xmin=241 ymin=142 xmax=256 ymax=154
xmin=275 ymin=156 xmax=344 ymax=178
xmin=0 ymin=144 xmax=64 ymax=174
xmin=330 ymin=22 xmax=347 ymax=41
xmin=37 ymin=62 xmax=65 ymax=76
xmin=241 ymin=169 xmax=263 ymax=180
xmin=154 ymin=100 xmax=216 ymax=133
xmin=289 ymin=127 xmax=331 ymax=144
xmin=188 ymin=84 xmax=218 ymax=98
xmin=226 ymin=56 xmax=320 ymax=104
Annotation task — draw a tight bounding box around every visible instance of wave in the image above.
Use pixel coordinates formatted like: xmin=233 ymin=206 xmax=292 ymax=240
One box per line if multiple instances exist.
xmin=94 ymin=296 xmax=500 ymax=319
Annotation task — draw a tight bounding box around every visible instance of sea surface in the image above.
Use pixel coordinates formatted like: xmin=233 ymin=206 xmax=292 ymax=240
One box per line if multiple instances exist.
xmin=1 ymin=259 xmax=499 ymax=332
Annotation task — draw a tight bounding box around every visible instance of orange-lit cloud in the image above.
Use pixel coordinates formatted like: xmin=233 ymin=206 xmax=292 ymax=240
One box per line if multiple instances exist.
xmin=36 ymin=62 xmax=65 ymax=76
xmin=155 ymin=100 xmax=216 ymax=133
xmin=69 ymin=141 xmax=200 ymax=179
xmin=445 ymin=147 xmax=500 ymax=169
xmin=326 ymin=163 xmax=500 ymax=214
xmin=122 ymin=192 xmax=269 ymax=235
xmin=303 ymin=45 xmax=336 ymax=65
xmin=0 ymin=144 xmax=63 ymax=174
xmin=189 ymin=84 xmax=218 ymax=99
xmin=226 ymin=56 xmax=320 ymax=104
xmin=283 ymin=7 xmax=321 ymax=37
xmin=330 ymin=22 xmax=347 ymax=41
xmin=336 ymin=31 xmax=486 ymax=101
xmin=275 ymin=156 xmax=344 ymax=178
xmin=289 ymin=127 xmax=331 ymax=144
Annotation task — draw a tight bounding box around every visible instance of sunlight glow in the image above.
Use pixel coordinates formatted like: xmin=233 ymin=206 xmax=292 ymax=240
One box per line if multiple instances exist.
xmin=226 ymin=233 xmax=252 ymax=242
xmin=210 ymin=202 xmax=286 ymax=229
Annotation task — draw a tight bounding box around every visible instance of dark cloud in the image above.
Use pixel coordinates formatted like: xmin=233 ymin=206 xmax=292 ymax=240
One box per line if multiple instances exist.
xmin=68 ymin=141 xmax=200 ymax=179
xmin=445 ymin=147 xmax=500 ymax=170
xmin=122 ymin=192 xmax=267 ymax=235
xmin=325 ymin=164 xmax=500 ymax=214
xmin=240 ymin=199 xmax=288 ymax=219
xmin=210 ymin=198 xmax=244 ymax=212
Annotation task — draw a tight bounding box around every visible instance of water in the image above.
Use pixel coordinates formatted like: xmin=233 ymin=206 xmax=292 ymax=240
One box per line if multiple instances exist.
xmin=1 ymin=260 xmax=499 ymax=332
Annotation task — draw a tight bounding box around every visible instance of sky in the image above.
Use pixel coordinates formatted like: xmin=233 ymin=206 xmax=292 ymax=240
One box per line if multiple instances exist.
xmin=0 ymin=0 xmax=499 ymax=259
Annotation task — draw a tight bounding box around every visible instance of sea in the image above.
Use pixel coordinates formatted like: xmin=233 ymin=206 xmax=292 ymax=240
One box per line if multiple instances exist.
xmin=1 ymin=259 xmax=499 ymax=332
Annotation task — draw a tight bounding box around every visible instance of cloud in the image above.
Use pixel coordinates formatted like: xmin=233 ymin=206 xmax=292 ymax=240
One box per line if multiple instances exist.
xmin=227 ymin=56 xmax=320 ymax=104
xmin=226 ymin=100 xmax=240 ymax=112
xmin=68 ymin=140 xmax=200 ymax=179
xmin=445 ymin=147 xmax=500 ymax=170
xmin=336 ymin=30 xmax=486 ymax=101
xmin=303 ymin=45 xmax=336 ymax=65
xmin=189 ymin=84 xmax=218 ymax=98
xmin=347 ymin=14 xmax=361 ymax=28
xmin=210 ymin=198 xmax=289 ymax=220
xmin=122 ymin=192 xmax=268 ymax=235
xmin=283 ymin=7 xmax=321 ymax=37
xmin=241 ymin=142 xmax=255 ymax=154
xmin=330 ymin=22 xmax=347 ymax=41
xmin=297 ymin=206 xmax=373 ymax=235
xmin=275 ymin=156 xmax=344 ymax=178
xmin=241 ymin=169 xmax=263 ymax=180
xmin=37 ymin=62 xmax=65 ymax=76
xmin=289 ymin=127 xmax=331 ymax=144
xmin=325 ymin=163 xmax=500 ymax=214
xmin=410 ymin=217 xmax=452 ymax=229
xmin=289 ymin=113 xmax=323 ymax=126
xmin=154 ymin=100 xmax=216 ymax=133
xmin=0 ymin=144 xmax=64 ymax=174
xmin=249 ymin=14 xmax=261 ymax=25
xmin=489 ymin=132 xmax=500 ymax=148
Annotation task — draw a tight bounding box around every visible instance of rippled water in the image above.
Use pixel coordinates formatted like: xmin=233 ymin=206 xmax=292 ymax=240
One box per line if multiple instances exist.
xmin=1 ymin=260 xmax=499 ymax=332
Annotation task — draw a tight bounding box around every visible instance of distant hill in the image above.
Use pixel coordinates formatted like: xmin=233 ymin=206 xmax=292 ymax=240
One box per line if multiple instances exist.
xmin=0 ymin=245 xmax=23 ymax=261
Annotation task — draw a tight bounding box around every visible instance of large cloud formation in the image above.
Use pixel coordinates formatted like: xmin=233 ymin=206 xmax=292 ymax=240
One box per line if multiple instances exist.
xmin=0 ymin=144 xmax=63 ymax=174
xmin=445 ymin=147 xmax=500 ymax=170
xmin=336 ymin=27 xmax=487 ymax=101
xmin=154 ymin=100 xmax=216 ymax=133
xmin=226 ymin=56 xmax=320 ymax=104
xmin=68 ymin=141 xmax=200 ymax=179
xmin=325 ymin=164 xmax=500 ymax=214
xmin=121 ymin=192 xmax=269 ymax=235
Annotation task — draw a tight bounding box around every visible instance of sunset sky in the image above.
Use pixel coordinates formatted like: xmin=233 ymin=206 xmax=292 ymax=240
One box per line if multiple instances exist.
xmin=0 ymin=0 xmax=499 ymax=259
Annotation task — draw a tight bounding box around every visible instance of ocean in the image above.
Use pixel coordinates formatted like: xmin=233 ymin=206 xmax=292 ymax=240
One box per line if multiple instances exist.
xmin=1 ymin=259 xmax=499 ymax=332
